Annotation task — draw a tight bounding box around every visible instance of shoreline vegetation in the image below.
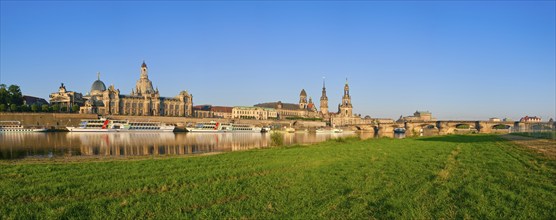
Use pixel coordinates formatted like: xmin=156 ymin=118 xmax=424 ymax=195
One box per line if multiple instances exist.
xmin=1 ymin=134 xmax=555 ymax=219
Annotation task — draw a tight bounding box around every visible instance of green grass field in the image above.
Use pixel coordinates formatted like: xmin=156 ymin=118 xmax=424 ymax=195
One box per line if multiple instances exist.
xmin=1 ymin=135 xmax=555 ymax=219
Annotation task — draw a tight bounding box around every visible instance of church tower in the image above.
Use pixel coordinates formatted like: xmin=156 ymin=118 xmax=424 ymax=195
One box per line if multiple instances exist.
xmin=320 ymin=78 xmax=328 ymax=115
xmin=339 ymin=78 xmax=352 ymax=116
xmin=299 ymin=89 xmax=307 ymax=109
xmin=134 ymin=61 xmax=156 ymax=96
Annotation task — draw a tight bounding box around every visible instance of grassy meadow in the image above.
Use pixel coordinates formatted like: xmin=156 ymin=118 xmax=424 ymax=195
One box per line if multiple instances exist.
xmin=1 ymin=135 xmax=555 ymax=219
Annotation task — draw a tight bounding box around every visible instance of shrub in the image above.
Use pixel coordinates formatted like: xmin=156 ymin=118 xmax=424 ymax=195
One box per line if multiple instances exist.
xmin=270 ymin=132 xmax=284 ymax=146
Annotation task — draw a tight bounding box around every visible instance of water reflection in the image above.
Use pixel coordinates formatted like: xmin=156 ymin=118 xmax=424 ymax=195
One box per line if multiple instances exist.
xmin=0 ymin=132 xmax=360 ymax=159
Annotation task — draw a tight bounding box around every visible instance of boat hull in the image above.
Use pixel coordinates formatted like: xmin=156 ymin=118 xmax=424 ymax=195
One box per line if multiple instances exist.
xmin=67 ymin=126 xmax=175 ymax=132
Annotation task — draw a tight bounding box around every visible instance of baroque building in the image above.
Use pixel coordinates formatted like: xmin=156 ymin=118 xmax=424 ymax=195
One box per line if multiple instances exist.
xmin=255 ymin=89 xmax=320 ymax=119
xmin=319 ymin=79 xmax=328 ymax=116
xmin=330 ymin=79 xmax=366 ymax=126
xmin=49 ymin=83 xmax=84 ymax=111
xmin=80 ymin=62 xmax=193 ymax=116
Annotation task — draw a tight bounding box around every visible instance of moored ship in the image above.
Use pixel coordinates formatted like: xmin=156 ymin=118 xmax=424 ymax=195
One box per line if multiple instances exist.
xmin=316 ymin=128 xmax=343 ymax=133
xmin=186 ymin=121 xmax=231 ymax=132
xmin=0 ymin=121 xmax=47 ymax=132
xmin=229 ymin=124 xmax=262 ymax=133
xmin=66 ymin=118 xmax=175 ymax=132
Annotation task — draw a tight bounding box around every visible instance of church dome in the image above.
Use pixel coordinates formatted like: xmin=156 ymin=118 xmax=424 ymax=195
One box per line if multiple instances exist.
xmin=91 ymin=80 xmax=106 ymax=92
xmin=300 ymin=89 xmax=307 ymax=96
xmin=90 ymin=72 xmax=106 ymax=95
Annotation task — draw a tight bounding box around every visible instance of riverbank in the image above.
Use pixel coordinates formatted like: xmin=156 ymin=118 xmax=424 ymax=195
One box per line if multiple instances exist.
xmin=1 ymin=135 xmax=555 ymax=219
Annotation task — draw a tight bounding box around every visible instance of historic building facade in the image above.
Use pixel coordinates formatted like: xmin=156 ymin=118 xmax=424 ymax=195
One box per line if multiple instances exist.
xmin=330 ymin=79 xmax=367 ymax=126
xmin=319 ymin=79 xmax=329 ymax=117
xmin=80 ymin=62 xmax=193 ymax=116
xmin=232 ymin=106 xmax=278 ymax=120
xmin=49 ymin=83 xmax=84 ymax=112
xmin=397 ymin=111 xmax=435 ymax=122
xmin=255 ymin=89 xmax=320 ymax=119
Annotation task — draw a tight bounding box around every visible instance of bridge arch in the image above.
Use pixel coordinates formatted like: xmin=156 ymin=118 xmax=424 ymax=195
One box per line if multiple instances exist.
xmin=492 ymin=124 xmax=511 ymax=129
xmin=455 ymin=123 xmax=473 ymax=129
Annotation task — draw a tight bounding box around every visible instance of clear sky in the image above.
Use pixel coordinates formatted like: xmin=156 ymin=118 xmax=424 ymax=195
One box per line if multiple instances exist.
xmin=1 ymin=1 xmax=554 ymax=120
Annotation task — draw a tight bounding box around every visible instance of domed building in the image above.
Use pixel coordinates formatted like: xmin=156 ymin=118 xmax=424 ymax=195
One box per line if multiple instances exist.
xmin=89 ymin=72 xmax=106 ymax=96
xmin=80 ymin=62 xmax=193 ymax=116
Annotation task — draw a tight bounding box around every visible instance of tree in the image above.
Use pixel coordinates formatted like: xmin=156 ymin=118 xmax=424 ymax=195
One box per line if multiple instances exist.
xmin=20 ymin=105 xmax=29 ymax=112
xmin=52 ymin=104 xmax=60 ymax=112
xmin=8 ymin=85 xmax=23 ymax=106
xmin=72 ymin=105 xmax=80 ymax=113
xmin=42 ymin=104 xmax=49 ymax=112
xmin=10 ymin=104 xmax=17 ymax=112
xmin=0 ymin=84 xmax=9 ymax=105
xmin=60 ymin=106 xmax=68 ymax=112
xmin=31 ymin=104 xmax=39 ymax=112
xmin=0 ymin=104 xmax=6 ymax=112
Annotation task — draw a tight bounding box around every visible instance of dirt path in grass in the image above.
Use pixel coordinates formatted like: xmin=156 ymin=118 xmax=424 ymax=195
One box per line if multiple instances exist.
xmin=500 ymin=134 xmax=556 ymax=159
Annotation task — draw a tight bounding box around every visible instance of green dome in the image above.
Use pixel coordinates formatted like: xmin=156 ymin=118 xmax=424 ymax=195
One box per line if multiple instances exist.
xmin=90 ymin=79 xmax=106 ymax=94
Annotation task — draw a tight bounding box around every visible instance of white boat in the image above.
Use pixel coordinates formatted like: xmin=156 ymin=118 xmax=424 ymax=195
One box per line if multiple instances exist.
xmin=316 ymin=128 xmax=343 ymax=133
xmin=229 ymin=124 xmax=262 ymax=133
xmin=0 ymin=121 xmax=47 ymax=132
xmin=186 ymin=121 xmax=231 ymax=132
xmin=66 ymin=118 xmax=174 ymax=132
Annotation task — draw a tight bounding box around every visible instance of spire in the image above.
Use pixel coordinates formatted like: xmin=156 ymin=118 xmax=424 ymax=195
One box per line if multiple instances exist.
xmin=97 ymin=72 xmax=100 ymax=80
xmin=323 ymin=76 xmax=326 ymax=89
xmin=141 ymin=61 xmax=147 ymax=68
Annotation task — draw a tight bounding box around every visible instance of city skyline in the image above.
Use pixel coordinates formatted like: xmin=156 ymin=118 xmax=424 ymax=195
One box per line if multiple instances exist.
xmin=1 ymin=1 xmax=554 ymax=120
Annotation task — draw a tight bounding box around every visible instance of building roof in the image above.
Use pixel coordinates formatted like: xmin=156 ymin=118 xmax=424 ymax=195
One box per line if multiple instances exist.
xmin=300 ymin=89 xmax=307 ymax=96
xmin=90 ymin=80 xmax=106 ymax=93
xmin=23 ymin=95 xmax=48 ymax=105
xmin=141 ymin=61 xmax=147 ymax=68
xmin=90 ymin=72 xmax=106 ymax=94
xmin=212 ymin=106 xmax=233 ymax=113
xmin=255 ymin=102 xmax=300 ymax=110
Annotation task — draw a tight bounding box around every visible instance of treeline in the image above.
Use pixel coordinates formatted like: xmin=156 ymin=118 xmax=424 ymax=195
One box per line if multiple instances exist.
xmin=0 ymin=84 xmax=79 ymax=113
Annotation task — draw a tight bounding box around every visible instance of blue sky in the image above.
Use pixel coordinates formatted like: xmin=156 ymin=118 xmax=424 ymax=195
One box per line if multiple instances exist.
xmin=1 ymin=1 xmax=554 ymax=120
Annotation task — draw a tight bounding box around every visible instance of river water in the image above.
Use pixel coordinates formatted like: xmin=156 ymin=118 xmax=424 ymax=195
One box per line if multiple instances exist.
xmin=0 ymin=132 xmax=405 ymax=160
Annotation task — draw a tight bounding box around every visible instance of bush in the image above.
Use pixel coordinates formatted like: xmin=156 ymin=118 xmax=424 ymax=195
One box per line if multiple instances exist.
xmin=41 ymin=104 xmax=49 ymax=112
xmin=10 ymin=104 xmax=17 ymax=112
xmin=0 ymin=104 xmax=6 ymax=112
xmin=31 ymin=104 xmax=39 ymax=112
xmin=270 ymin=132 xmax=284 ymax=146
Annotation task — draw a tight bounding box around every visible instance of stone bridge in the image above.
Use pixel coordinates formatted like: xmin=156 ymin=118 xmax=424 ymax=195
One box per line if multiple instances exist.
xmin=343 ymin=120 xmax=554 ymax=137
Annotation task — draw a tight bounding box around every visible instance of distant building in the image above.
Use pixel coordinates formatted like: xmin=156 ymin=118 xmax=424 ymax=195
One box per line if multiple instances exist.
xmin=79 ymin=62 xmax=193 ymax=116
xmin=49 ymin=83 xmax=84 ymax=111
xmin=330 ymin=79 xmax=369 ymax=126
xmin=23 ymin=95 xmax=48 ymax=106
xmin=255 ymin=89 xmax=319 ymax=119
xmin=397 ymin=111 xmax=435 ymax=122
xmin=212 ymin=106 xmax=233 ymax=119
xmin=193 ymin=105 xmax=234 ymax=118
xmin=232 ymin=106 xmax=277 ymax=120
xmin=489 ymin=117 xmax=501 ymax=122
xmin=193 ymin=105 xmax=213 ymax=118
xmin=520 ymin=116 xmax=541 ymax=122
xmin=502 ymin=118 xmax=512 ymax=122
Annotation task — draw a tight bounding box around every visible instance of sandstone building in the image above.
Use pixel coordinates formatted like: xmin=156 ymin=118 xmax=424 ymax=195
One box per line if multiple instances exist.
xmin=49 ymin=83 xmax=84 ymax=111
xmin=330 ymin=79 xmax=367 ymax=126
xmin=232 ymin=106 xmax=278 ymax=120
xmin=79 ymin=62 xmax=193 ymax=116
xmin=255 ymin=89 xmax=319 ymax=119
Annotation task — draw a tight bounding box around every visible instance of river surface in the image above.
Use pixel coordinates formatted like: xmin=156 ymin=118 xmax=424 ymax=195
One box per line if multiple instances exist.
xmin=0 ymin=132 xmax=406 ymax=160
